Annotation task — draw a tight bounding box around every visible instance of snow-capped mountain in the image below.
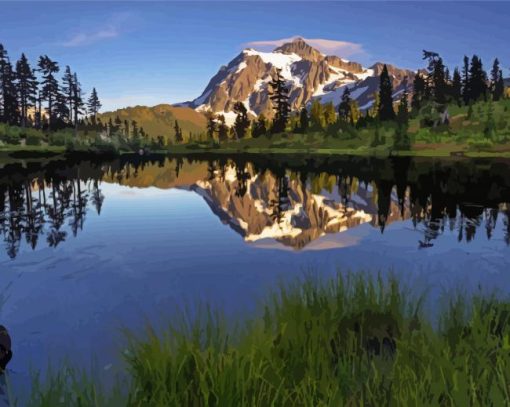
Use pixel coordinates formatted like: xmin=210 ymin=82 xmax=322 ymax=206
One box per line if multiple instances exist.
xmin=179 ymin=38 xmax=414 ymax=124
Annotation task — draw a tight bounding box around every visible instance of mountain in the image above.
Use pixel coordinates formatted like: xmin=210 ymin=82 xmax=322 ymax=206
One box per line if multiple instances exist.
xmin=99 ymin=104 xmax=207 ymax=143
xmin=180 ymin=37 xmax=415 ymax=124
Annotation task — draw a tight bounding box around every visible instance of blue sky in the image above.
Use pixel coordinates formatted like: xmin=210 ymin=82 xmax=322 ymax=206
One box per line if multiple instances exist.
xmin=1 ymin=1 xmax=508 ymax=111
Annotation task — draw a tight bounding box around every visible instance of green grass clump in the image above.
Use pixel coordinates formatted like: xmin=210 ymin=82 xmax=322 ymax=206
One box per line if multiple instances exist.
xmin=26 ymin=273 xmax=510 ymax=406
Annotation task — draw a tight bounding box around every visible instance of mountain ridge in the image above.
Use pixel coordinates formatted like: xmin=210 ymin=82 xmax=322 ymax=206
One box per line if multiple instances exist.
xmin=178 ymin=37 xmax=415 ymax=124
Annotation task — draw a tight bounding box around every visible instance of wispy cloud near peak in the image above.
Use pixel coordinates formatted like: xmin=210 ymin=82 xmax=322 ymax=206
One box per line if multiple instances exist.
xmin=61 ymin=12 xmax=132 ymax=48
xmin=245 ymin=36 xmax=365 ymax=58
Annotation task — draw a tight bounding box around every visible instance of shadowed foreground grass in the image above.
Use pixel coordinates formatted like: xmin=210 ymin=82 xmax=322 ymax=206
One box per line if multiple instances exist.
xmin=28 ymin=274 xmax=510 ymax=406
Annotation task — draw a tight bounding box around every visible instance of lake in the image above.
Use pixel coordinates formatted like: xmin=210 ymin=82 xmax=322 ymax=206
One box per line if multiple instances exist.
xmin=1 ymin=154 xmax=510 ymax=394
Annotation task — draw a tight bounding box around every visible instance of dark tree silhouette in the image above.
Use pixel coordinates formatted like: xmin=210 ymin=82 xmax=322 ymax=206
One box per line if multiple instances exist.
xmin=15 ymin=53 xmax=38 ymax=128
xmin=38 ymin=55 xmax=60 ymax=130
xmin=298 ymin=107 xmax=309 ymax=133
xmin=174 ymin=120 xmax=183 ymax=143
xmin=268 ymin=68 xmax=290 ymax=133
xmin=87 ymin=87 xmax=101 ymax=122
xmin=451 ymin=68 xmax=462 ymax=105
xmin=338 ymin=87 xmax=352 ymax=123
xmin=233 ymin=101 xmax=250 ymax=139
xmin=252 ymin=114 xmax=267 ymax=138
xmin=411 ymin=72 xmax=426 ymax=113
xmin=378 ymin=64 xmax=395 ymax=121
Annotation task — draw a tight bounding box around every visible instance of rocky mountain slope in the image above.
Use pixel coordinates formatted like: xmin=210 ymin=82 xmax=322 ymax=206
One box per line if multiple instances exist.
xmin=180 ymin=38 xmax=415 ymax=123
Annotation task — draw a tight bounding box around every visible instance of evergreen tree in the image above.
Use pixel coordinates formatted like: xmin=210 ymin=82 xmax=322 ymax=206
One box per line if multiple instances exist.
xmin=38 ymin=55 xmax=60 ymax=129
xmin=491 ymin=59 xmax=504 ymax=101
xmin=299 ymin=107 xmax=309 ymax=133
xmin=495 ymin=71 xmax=505 ymax=102
xmin=233 ymin=101 xmax=250 ymax=139
xmin=87 ymin=87 xmax=101 ymax=121
xmin=252 ymin=114 xmax=268 ymax=138
xmin=462 ymin=55 xmax=470 ymax=105
xmin=451 ymin=68 xmax=462 ymax=105
xmin=61 ymin=66 xmax=74 ymax=123
xmin=323 ymin=101 xmax=336 ymax=126
xmin=396 ymin=92 xmax=409 ymax=128
xmin=349 ymin=100 xmax=361 ymax=125
xmin=468 ymin=55 xmax=487 ymax=102
xmin=432 ymin=57 xmax=447 ymax=104
xmin=217 ymin=114 xmax=229 ymax=141
xmin=268 ymin=68 xmax=290 ymax=133
xmin=174 ymin=120 xmax=183 ymax=143
xmin=0 ymin=43 xmax=8 ymax=122
xmin=411 ymin=73 xmax=426 ymax=113
xmin=71 ymin=73 xmax=84 ymax=133
xmin=0 ymin=45 xmax=18 ymax=125
xmin=310 ymin=99 xmax=324 ymax=129
xmin=338 ymin=87 xmax=352 ymax=123
xmin=378 ymin=64 xmax=395 ymax=121
xmin=15 ymin=53 xmax=38 ymax=128
xmin=206 ymin=114 xmax=216 ymax=140
xmin=124 ymin=119 xmax=130 ymax=137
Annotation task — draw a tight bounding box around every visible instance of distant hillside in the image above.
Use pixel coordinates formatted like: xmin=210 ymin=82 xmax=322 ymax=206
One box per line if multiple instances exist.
xmin=505 ymin=77 xmax=510 ymax=87
xmin=99 ymin=104 xmax=207 ymax=143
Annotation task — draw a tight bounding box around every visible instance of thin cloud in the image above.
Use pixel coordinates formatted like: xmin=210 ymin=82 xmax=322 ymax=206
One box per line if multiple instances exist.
xmin=245 ymin=36 xmax=365 ymax=58
xmin=61 ymin=12 xmax=132 ymax=48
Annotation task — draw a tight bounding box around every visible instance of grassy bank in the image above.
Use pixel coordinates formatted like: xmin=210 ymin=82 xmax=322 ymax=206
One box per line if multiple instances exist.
xmin=26 ymin=273 xmax=510 ymax=406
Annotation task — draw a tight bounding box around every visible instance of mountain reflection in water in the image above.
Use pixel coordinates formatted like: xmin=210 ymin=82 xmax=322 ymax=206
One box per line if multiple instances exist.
xmin=1 ymin=154 xmax=510 ymax=257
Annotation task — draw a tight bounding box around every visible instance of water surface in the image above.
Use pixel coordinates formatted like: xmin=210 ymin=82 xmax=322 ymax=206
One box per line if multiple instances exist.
xmin=1 ymin=154 xmax=509 ymax=393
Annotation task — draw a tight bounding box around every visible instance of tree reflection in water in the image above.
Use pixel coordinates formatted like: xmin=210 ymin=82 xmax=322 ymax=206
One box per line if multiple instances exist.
xmin=1 ymin=154 xmax=510 ymax=257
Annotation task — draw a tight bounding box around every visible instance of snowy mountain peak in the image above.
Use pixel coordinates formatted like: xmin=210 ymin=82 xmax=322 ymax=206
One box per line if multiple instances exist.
xmin=182 ymin=38 xmax=414 ymax=124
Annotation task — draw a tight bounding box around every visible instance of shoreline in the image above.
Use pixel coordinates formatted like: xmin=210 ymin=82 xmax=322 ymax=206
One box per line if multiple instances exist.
xmin=2 ymin=145 xmax=510 ymax=164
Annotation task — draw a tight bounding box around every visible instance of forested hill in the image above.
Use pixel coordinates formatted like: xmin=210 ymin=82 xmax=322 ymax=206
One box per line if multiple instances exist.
xmin=98 ymin=104 xmax=207 ymax=144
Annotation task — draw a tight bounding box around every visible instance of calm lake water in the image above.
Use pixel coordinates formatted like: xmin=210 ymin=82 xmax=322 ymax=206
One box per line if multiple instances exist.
xmin=1 ymin=153 xmax=510 ymax=394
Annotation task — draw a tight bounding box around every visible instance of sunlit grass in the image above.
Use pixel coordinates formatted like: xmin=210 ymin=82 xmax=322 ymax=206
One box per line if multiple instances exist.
xmin=26 ymin=273 xmax=510 ymax=406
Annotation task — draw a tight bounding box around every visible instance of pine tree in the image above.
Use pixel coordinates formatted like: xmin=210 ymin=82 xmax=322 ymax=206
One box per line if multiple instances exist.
xmin=174 ymin=120 xmax=183 ymax=143
xmin=411 ymin=73 xmax=426 ymax=113
xmin=71 ymin=73 xmax=84 ymax=134
xmin=378 ymin=64 xmax=395 ymax=121
xmin=206 ymin=114 xmax=216 ymax=140
xmin=451 ymin=68 xmax=462 ymax=105
xmin=338 ymin=87 xmax=352 ymax=123
xmin=217 ymin=115 xmax=229 ymax=141
xmin=0 ymin=43 xmax=8 ymax=122
xmin=462 ymin=55 xmax=470 ymax=105
xmin=468 ymin=55 xmax=487 ymax=102
xmin=491 ymin=59 xmax=504 ymax=101
xmin=310 ymin=99 xmax=324 ymax=129
xmin=396 ymin=92 xmax=409 ymax=128
xmin=299 ymin=107 xmax=309 ymax=133
xmin=87 ymin=87 xmax=101 ymax=122
xmin=233 ymin=101 xmax=250 ymax=139
xmin=323 ymin=101 xmax=336 ymax=126
xmin=432 ymin=57 xmax=447 ymax=104
xmin=268 ymin=68 xmax=290 ymax=133
xmin=62 ymin=66 xmax=74 ymax=123
xmin=38 ymin=55 xmax=60 ymax=130
xmin=495 ymin=71 xmax=505 ymax=102
xmin=0 ymin=45 xmax=18 ymax=125
xmin=350 ymin=101 xmax=361 ymax=125
xmin=15 ymin=53 xmax=38 ymax=128
xmin=252 ymin=114 xmax=267 ymax=138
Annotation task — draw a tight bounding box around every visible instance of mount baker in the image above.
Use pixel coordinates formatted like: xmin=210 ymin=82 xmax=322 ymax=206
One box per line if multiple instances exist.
xmin=178 ymin=37 xmax=414 ymax=124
